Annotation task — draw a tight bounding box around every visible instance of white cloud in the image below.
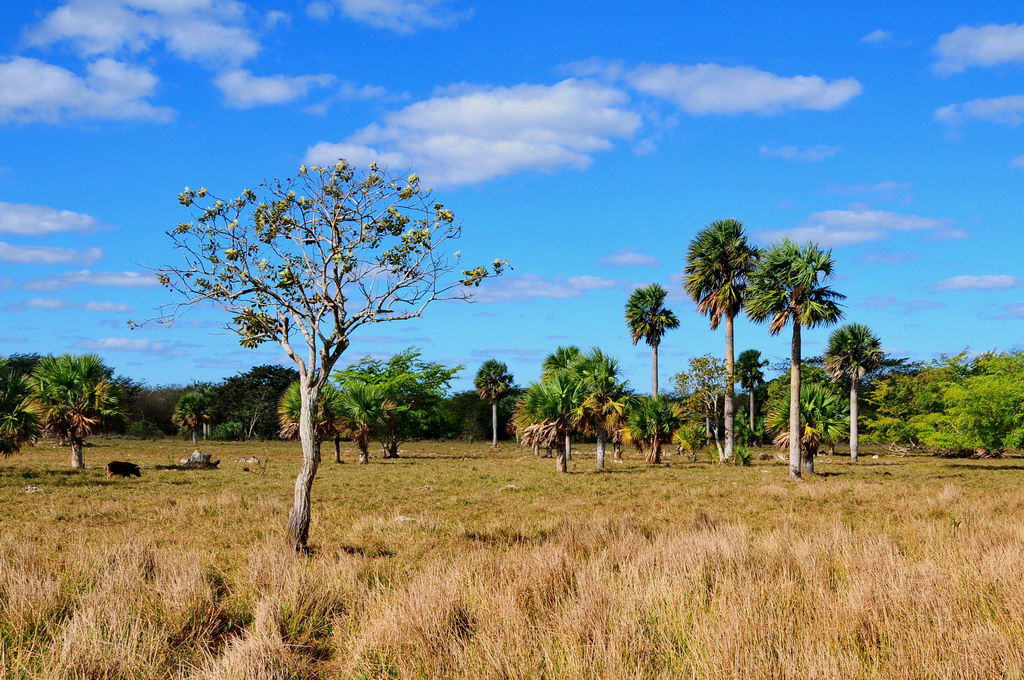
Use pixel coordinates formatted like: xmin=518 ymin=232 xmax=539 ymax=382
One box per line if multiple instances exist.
xmin=935 ymin=275 xmax=1019 ymax=291
xmin=755 ymin=209 xmax=955 ymax=247
xmin=861 ymin=294 xmax=945 ymax=314
xmin=759 ymin=144 xmax=841 ymax=162
xmin=625 ymin=63 xmax=862 ymax=114
xmin=72 ymin=337 xmax=186 ymax=356
xmin=82 ymin=301 xmax=135 ymax=312
xmin=307 ymin=1 xmax=334 ymax=20
xmin=1012 ymin=155 xmax=1024 ymax=169
xmin=26 ymin=0 xmax=260 ymax=67
xmin=935 ymin=95 xmax=1024 ymax=126
xmin=471 ymin=273 xmax=617 ymax=303
xmin=305 ymin=79 xmax=641 ymax=186
xmin=5 ymin=298 xmax=134 ymax=312
xmin=600 ymin=248 xmax=659 ymax=267
xmin=861 ymin=29 xmax=893 ymax=44
xmin=333 ymin=0 xmax=471 ymax=34
xmin=0 ymin=57 xmax=172 ymax=124
xmin=23 ymin=269 xmax=158 ymax=290
xmin=0 ymin=202 xmax=100 ymax=235
xmin=756 ymin=225 xmax=884 ymax=247
xmin=934 ymin=23 xmax=1024 ymax=74
xmin=0 ymin=242 xmax=102 ymax=265
xmin=214 ymin=69 xmax=335 ymax=108
xmin=828 ymin=181 xmax=913 ymax=196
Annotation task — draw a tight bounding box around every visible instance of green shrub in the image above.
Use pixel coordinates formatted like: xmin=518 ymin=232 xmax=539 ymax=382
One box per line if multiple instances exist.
xmin=210 ymin=421 xmax=244 ymax=441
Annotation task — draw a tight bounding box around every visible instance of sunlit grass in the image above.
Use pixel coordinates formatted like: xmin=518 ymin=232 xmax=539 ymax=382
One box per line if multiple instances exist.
xmin=3 ymin=438 xmax=1024 ymax=678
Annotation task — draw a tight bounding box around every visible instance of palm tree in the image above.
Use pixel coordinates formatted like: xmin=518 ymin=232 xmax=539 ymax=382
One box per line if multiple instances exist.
xmin=331 ymin=383 xmax=395 ymax=464
xmin=32 ymin=354 xmax=125 ymax=469
xmin=0 ymin=360 xmax=41 ymax=457
xmin=278 ymin=381 xmax=347 ymax=462
xmin=746 ymin=240 xmax=844 ymax=480
xmin=684 ymin=218 xmax=758 ymax=462
xmin=736 ymin=349 xmax=769 ymax=434
xmin=541 ymin=345 xmax=581 ymax=379
xmin=569 ymin=347 xmax=629 ymax=471
xmin=518 ymin=372 xmax=586 ymax=473
xmin=474 ymin=359 xmax=514 ymax=448
xmin=623 ymin=395 xmax=683 ymax=464
xmin=767 ymin=383 xmax=849 ymax=474
xmin=173 ymin=388 xmax=213 ymax=446
xmin=824 ymin=323 xmax=883 ymax=463
xmin=625 ymin=284 xmax=680 ymax=395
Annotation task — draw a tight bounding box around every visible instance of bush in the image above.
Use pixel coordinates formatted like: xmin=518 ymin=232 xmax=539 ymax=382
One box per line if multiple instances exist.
xmin=211 ymin=421 xmax=245 ymax=441
xmin=124 ymin=420 xmax=160 ymax=440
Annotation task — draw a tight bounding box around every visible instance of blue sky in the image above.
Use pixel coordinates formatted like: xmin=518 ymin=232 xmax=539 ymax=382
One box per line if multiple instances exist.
xmin=1 ymin=0 xmax=1022 ymax=391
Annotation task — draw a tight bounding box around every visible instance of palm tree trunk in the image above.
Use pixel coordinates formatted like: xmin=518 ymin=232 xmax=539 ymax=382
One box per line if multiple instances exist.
xmin=565 ymin=432 xmax=572 ymax=461
xmin=724 ymin=314 xmax=736 ymax=461
xmin=789 ymin=321 xmax=802 ymax=481
xmin=595 ymin=429 xmax=606 ymax=471
xmin=358 ymin=444 xmax=368 ymax=464
xmin=334 ymin=434 xmax=342 ymax=464
xmin=286 ymin=378 xmax=322 ymax=552
xmin=556 ymin=434 xmax=568 ymax=473
xmin=651 ymin=343 xmax=659 ymax=396
xmin=647 ymin=440 xmax=662 ymax=465
xmin=803 ymin=447 xmax=815 ymax=474
xmin=70 ymin=437 xmax=84 ymax=469
xmin=191 ymin=428 xmax=199 ymax=447
xmin=749 ymin=388 xmax=756 ymax=433
xmin=850 ymin=378 xmax=859 ymax=463
xmin=491 ymin=401 xmax=498 ymax=448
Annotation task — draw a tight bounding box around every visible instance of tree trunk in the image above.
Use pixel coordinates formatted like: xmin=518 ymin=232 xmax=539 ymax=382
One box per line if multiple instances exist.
xmin=358 ymin=445 xmax=368 ymax=464
xmin=723 ymin=314 xmax=736 ymax=461
xmin=651 ymin=343 xmax=659 ymax=396
xmin=850 ymin=378 xmax=859 ymax=463
xmin=749 ymin=388 xmax=756 ymax=434
xmin=286 ymin=379 xmax=322 ymax=552
xmin=564 ymin=432 xmax=572 ymax=462
xmin=70 ymin=437 xmax=84 ymax=469
xmin=491 ymin=401 xmax=498 ymax=448
xmin=789 ymin=321 xmax=802 ymax=481
xmin=614 ymin=441 xmax=622 ymax=459
xmin=382 ymin=437 xmax=400 ymax=458
xmin=191 ymin=428 xmax=199 ymax=446
xmin=595 ymin=429 xmax=606 ymax=472
xmin=334 ymin=435 xmax=342 ymax=463
xmin=556 ymin=437 xmax=567 ymax=473
xmin=803 ymin=447 xmax=815 ymax=475
xmin=647 ymin=441 xmax=662 ymax=465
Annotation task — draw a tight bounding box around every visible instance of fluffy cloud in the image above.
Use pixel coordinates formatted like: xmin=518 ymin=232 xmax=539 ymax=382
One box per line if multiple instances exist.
xmin=1012 ymin=155 xmax=1024 ymax=169
xmin=0 ymin=202 xmax=101 ymax=235
xmin=471 ymin=273 xmax=617 ymax=303
xmin=26 ymin=0 xmax=260 ymax=66
xmin=214 ymin=69 xmax=336 ymax=108
xmin=72 ymin=337 xmax=186 ymax=356
xmin=313 ymin=0 xmax=471 ymax=33
xmin=0 ymin=57 xmax=172 ymax=124
xmin=23 ymin=269 xmax=159 ymax=290
xmin=625 ymin=63 xmax=862 ymax=114
xmin=306 ymin=79 xmax=641 ymax=186
xmin=861 ymin=294 xmax=945 ymax=314
xmin=600 ymin=248 xmax=658 ymax=267
xmin=0 ymin=242 xmax=102 ymax=265
xmin=755 ymin=209 xmax=954 ymax=247
xmin=759 ymin=144 xmax=841 ymax=162
xmin=935 ymin=95 xmax=1024 ymax=126
xmin=934 ymin=23 xmax=1024 ymax=74
xmin=935 ymin=275 xmax=1019 ymax=291
xmin=5 ymin=298 xmax=135 ymax=312
xmin=861 ymin=29 xmax=893 ymax=44
xmin=828 ymin=181 xmax=913 ymax=196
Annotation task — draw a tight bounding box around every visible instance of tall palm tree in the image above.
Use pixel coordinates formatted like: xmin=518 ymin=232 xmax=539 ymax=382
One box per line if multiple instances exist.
xmin=736 ymin=349 xmax=769 ymax=433
xmin=334 ymin=383 xmax=395 ymax=464
xmin=767 ymin=383 xmax=849 ymax=474
xmin=0 ymin=360 xmax=41 ymax=457
xmin=474 ymin=359 xmax=514 ymax=448
xmin=625 ymin=284 xmax=680 ymax=396
xmin=824 ymin=323 xmax=883 ymax=463
xmin=173 ymin=388 xmax=213 ymax=446
xmin=32 ymin=354 xmax=125 ymax=469
xmin=541 ymin=345 xmax=581 ymax=379
xmin=518 ymin=372 xmax=586 ymax=473
xmin=569 ymin=347 xmax=629 ymax=471
xmin=278 ymin=381 xmax=346 ymax=461
xmin=623 ymin=396 xmax=683 ymax=464
xmin=684 ymin=218 xmax=759 ymax=461
xmin=746 ymin=240 xmax=844 ymax=480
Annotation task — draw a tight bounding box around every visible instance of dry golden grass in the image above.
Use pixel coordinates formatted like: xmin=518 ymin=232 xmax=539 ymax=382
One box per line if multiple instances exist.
xmin=3 ymin=438 xmax=1024 ymax=678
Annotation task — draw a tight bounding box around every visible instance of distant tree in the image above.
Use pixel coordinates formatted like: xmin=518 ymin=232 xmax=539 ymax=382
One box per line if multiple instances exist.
xmin=541 ymin=346 xmax=582 ymax=379
xmin=32 ymin=354 xmax=125 ymax=469
xmin=278 ymin=381 xmax=346 ymax=462
xmin=0 ymin=359 xmax=41 ymax=456
xmin=335 ymin=383 xmax=395 ymax=464
xmin=684 ymin=218 xmax=758 ymax=462
xmin=518 ymin=372 xmax=586 ymax=473
xmin=625 ymin=284 xmax=680 ymax=396
xmin=672 ymin=354 xmax=728 ymax=458
xmin=156 ymin=160 xmax=504 ymax=551
xmin=569 ymin=347 xmax=628 ymax=471
xmin=825 ymin=323 xmax=883 ymax=463
xmin=333 ymin=348 xmax=462 ymax=458
xmin=736 ymin=349 xmax=769 ymax=434
xmin=474 ymin=359 xmax=514 ymax=448
xmin=624 ymin=396 xmax=683 ymax=464
xmin=213 ymin=365 xmax=298 ymax=439
xmin=767 ymin=383 xmax=849 ymax=474
xmin=172 ymin=388 xmax=214 ymax=446
xmin=3 ymin=353 xmax=45 ymax=377
xmin=746 ymin=240 xmax=844 ymax=480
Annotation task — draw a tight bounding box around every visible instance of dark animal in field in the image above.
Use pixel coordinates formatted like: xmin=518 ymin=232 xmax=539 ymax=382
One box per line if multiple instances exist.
xmin=106 ymin=461 xmax=142 ymax=478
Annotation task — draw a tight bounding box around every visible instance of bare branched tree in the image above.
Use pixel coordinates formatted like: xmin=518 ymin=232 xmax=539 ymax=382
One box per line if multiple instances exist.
xmin=154 ymin=160 xmax=505 ymax=551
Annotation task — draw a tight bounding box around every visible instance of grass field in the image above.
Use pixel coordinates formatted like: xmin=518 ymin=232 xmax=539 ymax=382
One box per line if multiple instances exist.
xmin=2 ymin=438 xmax=1024 ymax=679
